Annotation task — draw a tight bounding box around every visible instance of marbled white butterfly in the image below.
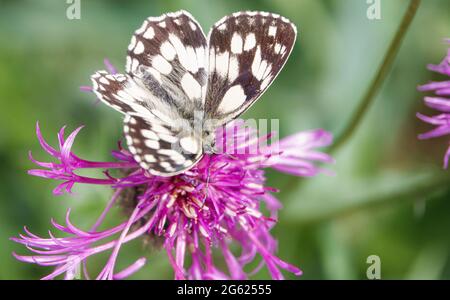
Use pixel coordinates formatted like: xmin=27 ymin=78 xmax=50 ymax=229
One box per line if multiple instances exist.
xmin=91 ymin=10 xmax=297 ymax=176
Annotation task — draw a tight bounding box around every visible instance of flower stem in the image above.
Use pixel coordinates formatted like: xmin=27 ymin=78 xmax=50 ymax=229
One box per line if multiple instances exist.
xmin=329 ymin=0 xmax=421 ymax=153
xmin=281 ymin=0 xmax=421 ymax=193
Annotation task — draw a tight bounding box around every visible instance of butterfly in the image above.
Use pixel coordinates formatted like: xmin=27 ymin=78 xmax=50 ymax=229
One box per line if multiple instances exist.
xmin=91 ymin=10 xmax=297 ymax=176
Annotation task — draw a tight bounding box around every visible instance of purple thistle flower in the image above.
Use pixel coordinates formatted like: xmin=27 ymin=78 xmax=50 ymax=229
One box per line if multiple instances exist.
xmin=13 ymin=120 xmax=333 ymax=280
xmin=13 ymin=56 xmax=334 ymax=280
xmin=417 ymin=40 xmax=450 ymax=169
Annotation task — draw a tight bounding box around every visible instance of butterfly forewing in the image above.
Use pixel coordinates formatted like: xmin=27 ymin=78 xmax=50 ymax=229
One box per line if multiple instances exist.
xmin=90 ymin=10 xmax=296 ymax=176
xmin=205 ymin=11 xmax=297 ymax=125
xmin=91 ymin=71 xmax=162 ymax=120
xmin=91 ymin=10 xmax=208 ymax=176
xmin=127 ymin=10 xmax=208 ymax=111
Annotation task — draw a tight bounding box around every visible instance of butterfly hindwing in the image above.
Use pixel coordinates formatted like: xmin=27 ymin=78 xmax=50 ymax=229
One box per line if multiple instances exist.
xmin=205 ymin=11 xmax=297 ymax=125
xmin=124 ymin=115 xmax=203 ymax=176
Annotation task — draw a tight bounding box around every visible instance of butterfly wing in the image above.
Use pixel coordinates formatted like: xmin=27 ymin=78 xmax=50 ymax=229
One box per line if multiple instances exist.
xmin=126 ymin=10 xmax=208 ymax=114
xmin=90 ymin=10 xmax=207 ymax=176
xmin=124 ymin=115 xmax=203 ymax=176
xmin=205 ymin=11 xmax=297 ymax=125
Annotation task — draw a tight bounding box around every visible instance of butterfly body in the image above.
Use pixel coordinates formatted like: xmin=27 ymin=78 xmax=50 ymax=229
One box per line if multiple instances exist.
xmin=91 ymin=10 xmax=297 ymax=176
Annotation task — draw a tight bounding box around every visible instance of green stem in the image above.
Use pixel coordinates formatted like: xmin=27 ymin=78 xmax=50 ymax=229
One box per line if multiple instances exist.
xmin=281 ymin=0 xmax=421 ymax=193
xmin=330 ymin=0 xmax=421 ymax=153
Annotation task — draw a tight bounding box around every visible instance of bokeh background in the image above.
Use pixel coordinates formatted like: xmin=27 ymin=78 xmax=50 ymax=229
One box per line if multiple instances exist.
xmin=1 ymin=0 xmax=449 ymax=280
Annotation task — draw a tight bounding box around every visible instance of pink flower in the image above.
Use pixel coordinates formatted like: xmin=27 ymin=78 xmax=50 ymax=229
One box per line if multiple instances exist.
xmin=417 ymin=40 xmax=450 ymax=169
xmin=12 ymin=59 xmax=334 ymax=280
xmin=12 ymin=120 xmax=333 ymax=280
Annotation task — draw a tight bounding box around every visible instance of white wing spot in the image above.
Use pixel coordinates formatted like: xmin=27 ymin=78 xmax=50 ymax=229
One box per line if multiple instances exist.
xmin=251 ymin=46 xmax=262 ymax=78
xmin=181 ymin=73 xmax=202 ymax=100
xmin=116 ymin=74 xmax=126 ymax=82
xmin=158 ymin=149 xmax=186 ymax=163
xmin=189 ymin=21 xmax=196 ymax=31
xmin=125 ymin=135 xmax=133 ymax=144
xmin=168 ymin=34 xmax=193 ymax=72
xmin=152 ymin=55 xmax=172 ymax=74
xmin=151 ymin=124 xmax=172 ymax=135
xmin=227 ymin=56 xmax=239 ymax=83
xmin=141 ymin=129 xmax=158 ymax=140
xmin=244 ymin=33 xmax=256 ymax=51
xmin=160 ymin=162 xmax=175 ymax=171
xmin=144 ymin=154 xmax=156 ymax=162
xmin=185 ymin=46 xmax=199 ymax=73
xmin=134 ymin=41 xmax=145 ymax=55
xmin=145 ymin=139 xmax=160 ymax=149
xmin=274 ymin=43 xmax=282 ymax=54
xmin=260 ymin=75 xmax=273 ymax=90
xmin=128 ymin=146 xmax=137 ymax=154
xmin=195 ymin=47 xmax=205 ymax=69
xmin=180 ymin=136 xmax=200 ymax=154
xmin=268 ymin=26 xmax=277 ymax=37
xmin=131 ymin=58 xmax=139 ymax=72
xmin=208 ymin=48 xmax=216 ymax=74
xmin=158 ymin=133 xmax=178 ymax=143
xmin=217 ymin=23 xmax=226 ymax=31
xmin=215 ymin=51 xmax=230 ymax=77
xmin=139 ymin=162 xmax=149 ymax=169
xmin=231 ymin=33 xmax=243 ymax=54
xmin=256 ymin=60 xmax=268 ymax=80
xmin=218 ymin=85 xmax=247 ymax=113
xmin=143 ymin=27 xmax=155 ymax=39
xmin=126 ymin=56 xmax=132 ymax=71
xmin=160 ymin=41 xmax=177 ymax=61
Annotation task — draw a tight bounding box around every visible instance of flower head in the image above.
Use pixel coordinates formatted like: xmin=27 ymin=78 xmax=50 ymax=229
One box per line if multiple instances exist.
xmin=13 ymin=119 xmax=333 ymax=280
xmin=417 ymin=40 xmax=450 ymax=169
xmin=13 ymin=57 xmax=334 ymax=279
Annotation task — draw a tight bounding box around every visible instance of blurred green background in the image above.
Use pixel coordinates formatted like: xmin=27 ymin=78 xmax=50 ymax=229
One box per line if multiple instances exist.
xmin=1 ymin=0 xmax=450 ymax=280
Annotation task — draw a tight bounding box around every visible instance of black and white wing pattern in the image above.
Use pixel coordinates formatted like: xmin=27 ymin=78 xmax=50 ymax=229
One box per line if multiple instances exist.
xmin=90 ymin=10 xmax=207 ymax=176
xmin=90 ymin=10 xmax=297 ymax=176
xmin=205 ymin=11 xmax=297 ymax=125
xmin=126 ymin=10 xmax=208 ymax=112
xmin=123 ymin=115 xmax=202 ymax=176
